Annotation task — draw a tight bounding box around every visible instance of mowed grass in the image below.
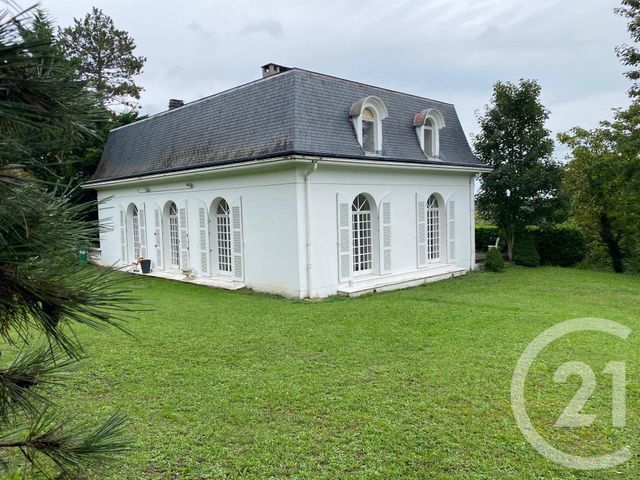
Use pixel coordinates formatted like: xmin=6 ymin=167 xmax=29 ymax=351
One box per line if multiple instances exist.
xmin=51 ymin=267 xmax=640 ymax=479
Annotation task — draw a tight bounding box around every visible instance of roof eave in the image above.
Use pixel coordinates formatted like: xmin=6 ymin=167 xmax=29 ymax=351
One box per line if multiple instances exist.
xmin=83 ymin=152 xmax=491 ymax=189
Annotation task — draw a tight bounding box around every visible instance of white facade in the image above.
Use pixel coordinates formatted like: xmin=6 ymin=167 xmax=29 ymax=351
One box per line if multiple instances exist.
xmin=95 ymin=157 xmax=478 ymax=298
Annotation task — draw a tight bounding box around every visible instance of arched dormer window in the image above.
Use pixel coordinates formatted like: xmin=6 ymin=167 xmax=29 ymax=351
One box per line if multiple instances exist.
xmin=413 ymin=108 xmax=446 ymax=159
xmin=349 ymin=96 xmax=389 ymax=155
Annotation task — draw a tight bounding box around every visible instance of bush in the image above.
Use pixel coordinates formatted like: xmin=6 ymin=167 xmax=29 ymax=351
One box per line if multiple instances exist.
xmin=514 ymin=234 xmax=540 ymax=267
xmin=475 ymin=225 xmax=501 ymax=251
xmin=484 ymin=247 xmax=505 ymax=272
xmin=533 ymin=225 xmax=586 ymax=267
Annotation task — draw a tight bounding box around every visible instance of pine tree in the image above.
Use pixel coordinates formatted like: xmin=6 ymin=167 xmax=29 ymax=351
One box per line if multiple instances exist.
xmin=58 ymin=7 xmax=146 ymax=108
xmin=0 ymin=8 xmax=134 ymax=475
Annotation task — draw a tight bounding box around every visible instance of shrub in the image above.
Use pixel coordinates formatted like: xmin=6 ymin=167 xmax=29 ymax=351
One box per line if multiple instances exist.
xmin=533 ymin=225 xmax=586 ymax=267
xmin=484 ymin=247 xmax=505 ymax=272
xmin=514 ymin=234 xmax=540 ymax=267
xmin=475 ymin=225 xmax=501 ymax=251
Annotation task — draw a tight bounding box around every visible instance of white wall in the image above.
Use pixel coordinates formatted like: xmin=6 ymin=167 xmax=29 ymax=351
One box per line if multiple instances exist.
xmin=298 ymin=162 xmax=475 ymax=298
xmin=96 ymin=165 xmax=303 ymax=298
xmin=95 ymin=159 xmax=476 ymax=299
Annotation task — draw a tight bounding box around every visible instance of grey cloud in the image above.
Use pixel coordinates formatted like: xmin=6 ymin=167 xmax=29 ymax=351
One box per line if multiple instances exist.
xmin=240 ymin=19 xmax=283 ymax=38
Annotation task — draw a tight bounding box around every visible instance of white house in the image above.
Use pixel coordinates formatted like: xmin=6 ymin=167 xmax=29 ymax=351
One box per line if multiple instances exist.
xmin=86 ymin=64 xmax=491 ymax=298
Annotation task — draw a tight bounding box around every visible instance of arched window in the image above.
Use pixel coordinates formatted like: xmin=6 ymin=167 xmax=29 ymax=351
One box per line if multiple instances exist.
xmin=414 ymin=109 xmax=446 ymax=158
xmin=426 ymin=194 xmax=440 ymax=262
xmin=352 ymin=194 xmax=373 ymax=273
xmin=423 ymin=118 xmax=435 ymax=157
xmin=131 ymin=205 xmax=141 ymax=260
xmin=349 ymin=96 xmax=389 ymax=154
xmin=361 ymin=108 xmax=376 ymax=154
xmin=168 ymin=202 xmax=180 ymax=269
xmin=215 ymin=199 xmax=232 ymax=273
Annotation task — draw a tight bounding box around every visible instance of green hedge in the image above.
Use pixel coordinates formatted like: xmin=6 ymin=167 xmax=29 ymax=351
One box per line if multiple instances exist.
xmin=533 ymin=225 xmax=586 ymax=267
xmin=514 ymin=233 xmax=540 ymax=267
xmin=475 ymin=225 xmax=501 ymax=252
xmin=484 ymin=247 xmax=505 ymax=272
xmin=475 ymin=224 xmax=586 ymax=267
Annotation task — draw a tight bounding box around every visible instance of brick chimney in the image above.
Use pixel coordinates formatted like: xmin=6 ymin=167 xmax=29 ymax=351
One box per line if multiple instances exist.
xmin=261 ymin=63 xmax=291 ymax=78
xmin=168 ymin=99 xmax=184 ymax=109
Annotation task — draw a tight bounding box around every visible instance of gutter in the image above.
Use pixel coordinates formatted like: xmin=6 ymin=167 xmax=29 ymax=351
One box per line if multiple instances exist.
xmin=84 ymin=154 xmax=491 ymax=189
xmin=303 ymin=160 xmax=318 ymax=298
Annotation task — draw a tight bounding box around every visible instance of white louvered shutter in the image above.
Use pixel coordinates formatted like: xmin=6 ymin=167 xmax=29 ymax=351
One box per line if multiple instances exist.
xmin=153 ymin=204 xmax=163 ymax=269
xmin=119 ymin=207 xmax=127 ymax=264
xmin=380 ymin=198 xmax=392 ymax=274
xmin=448 ymin=200 xmax=456 ymax=262
xmin=198 ymin=201 xmax=210 ymax=276
xmin=416 ymin=194 xmax=427 ymax=268
xmin=138 ymin=204 xmax=147 ymax=258
xmin=178 ymin=200 xmax=190 ymax=269
xmin=231 ymin=197 xmax=244 ymax=280
xmin=336 ymin=193 xmax=352 ymax=283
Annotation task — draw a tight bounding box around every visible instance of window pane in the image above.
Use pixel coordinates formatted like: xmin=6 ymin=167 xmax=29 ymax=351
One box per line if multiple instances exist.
xmin=424 ymin=128 xmax=433 ymax=157
xmin=363 ymin=120 xmax=375 ymax=153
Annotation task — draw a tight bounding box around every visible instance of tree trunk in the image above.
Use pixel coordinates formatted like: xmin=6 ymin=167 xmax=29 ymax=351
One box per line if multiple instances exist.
xmin=507 ymin=234 xmax=515 ymax=262
xmin=598 ymin=211 xmax=624 ymax=273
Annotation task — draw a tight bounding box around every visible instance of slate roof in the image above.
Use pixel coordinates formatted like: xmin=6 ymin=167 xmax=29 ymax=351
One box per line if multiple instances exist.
xmin=88 ymin=67 xmax=485 ymax=184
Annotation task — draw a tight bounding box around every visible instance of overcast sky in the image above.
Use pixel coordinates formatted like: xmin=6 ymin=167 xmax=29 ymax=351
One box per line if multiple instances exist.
xmin=15 ymin=0 xmax=636 ymax=158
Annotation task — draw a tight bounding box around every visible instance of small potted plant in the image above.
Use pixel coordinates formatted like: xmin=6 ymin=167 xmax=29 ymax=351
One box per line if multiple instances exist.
xmin=137 ymin=257 xmax=151 ymax=274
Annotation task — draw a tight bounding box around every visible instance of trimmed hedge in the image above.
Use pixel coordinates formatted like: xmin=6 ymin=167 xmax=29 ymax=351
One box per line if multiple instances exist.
xmin=475 ymin=224 xmax=586 ymax=267
xmin=514 ymin=233 xmax=540 ymax=267
xmin=534 ymin=225 xmax=586 ymax=267
xmin=475 ymin=225 xmax=501 ymax=252
xmin=484 ymin=247 xmax=505 ymax=272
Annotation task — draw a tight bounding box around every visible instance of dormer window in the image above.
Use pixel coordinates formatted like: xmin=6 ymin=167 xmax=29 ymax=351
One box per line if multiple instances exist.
xmin=362 ymin=108 xmax=376 ymax=153
xmin=423 ymin=118 xmax=435 ymax=157
xmin=414 ymin=108 xmax=446 ymax=159
xmin=349 ymin=96 xmax=389 ymax=155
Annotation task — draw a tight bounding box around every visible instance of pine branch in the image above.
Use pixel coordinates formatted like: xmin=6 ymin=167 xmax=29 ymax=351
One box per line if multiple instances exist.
xmin=0 ymin=346 xmax=76 ymax=419
xmin=0 ymin=409 xmax=129 ymax=475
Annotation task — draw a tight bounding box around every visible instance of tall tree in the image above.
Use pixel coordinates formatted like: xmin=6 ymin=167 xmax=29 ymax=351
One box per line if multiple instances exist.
xmin=473 ymin=79 xmax=564 ymax=260
xmin=616 ymin=0 xmax=640 ymax=97
xmin=58 ymin=7 xmax=146 ymax=108
xmin=0 ymin=7 xmax=134 ymax=475
xmin=559 ymin=106 xmax=640 ymax=273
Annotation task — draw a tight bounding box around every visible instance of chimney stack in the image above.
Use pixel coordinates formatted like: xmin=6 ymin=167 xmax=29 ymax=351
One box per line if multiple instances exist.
xmin=261 ymin=63 xmax=291 ymax=78
xmin=168 ymin=99 xmax=184 ymax=110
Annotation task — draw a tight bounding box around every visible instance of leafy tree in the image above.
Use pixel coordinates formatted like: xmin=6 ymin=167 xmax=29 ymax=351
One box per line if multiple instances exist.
xmin=473 ymin=79 xmax=565 ymax=260
xmin=616 ymin=0 xmax=640 ymax=97
xmin=58 ymin=7 xmax=146 ymax=108
xmin=0 ymin=7 xmax=134 ymax=475
xmin=558 ymin=105 xmax=640 ymax=273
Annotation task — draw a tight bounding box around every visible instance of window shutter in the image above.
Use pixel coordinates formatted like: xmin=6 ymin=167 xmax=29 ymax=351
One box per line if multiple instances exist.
xmin=416 ymin=194 xmax=427 ymax=268
xmin=119 ymin=207 xmax=127 ymax=264
xmin=336 ymin=193 xmax=352 ymax=283
xmin=178 ymin=200 xmax=190 ymax=270
xmin=138 ymin=204 xmax=147 ymax=259
xmin=231 ymin=197 xmax=244 ymax=280
xmin=153 ymin=204 xmax=163 ymax=269
xmin=380 ymin=197 xmax=392 ymax=274
xmin=198 ymin=201 xmax=210 ymax=276
xmin=448 ymin=199 xmax=456 ymax=261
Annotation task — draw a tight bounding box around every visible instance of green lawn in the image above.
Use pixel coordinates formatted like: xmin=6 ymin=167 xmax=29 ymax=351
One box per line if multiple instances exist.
xmin=53 ymin=267 xmax=640 ymax=478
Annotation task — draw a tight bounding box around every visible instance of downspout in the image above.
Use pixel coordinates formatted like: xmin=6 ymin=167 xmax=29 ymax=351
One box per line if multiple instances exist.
xmin=304 ymin=160 xmax=319 ymax=298
xmin=469 ymin=175 xmax=476 ymax=270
